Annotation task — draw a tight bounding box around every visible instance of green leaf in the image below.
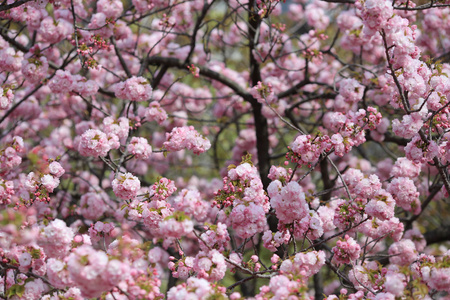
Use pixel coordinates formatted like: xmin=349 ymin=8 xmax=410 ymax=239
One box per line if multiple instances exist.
xmin=7 ymin=284 xmax=25 ymax=298
xmin=30 ymin=248 xmax=41 ymax=259
xmin=79 ymin=255 xmax=89 ymax=265
xmin=17 ymin=286 xmax=26 ymax=298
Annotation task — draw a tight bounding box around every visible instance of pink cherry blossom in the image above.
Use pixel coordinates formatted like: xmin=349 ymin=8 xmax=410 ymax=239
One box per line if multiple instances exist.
xmin=127 ymin=136 xmax=152 ymax=159
xmin=332 ymin=235 xmax=361 ymax=265
xmin=388 ymin=239 xmax=418 ymax=266
xmin=38 ymin=219 xmax=74 ymax=259
xmin=112 ymin=172 xmax=140 ymax=200
xmin=48 ymin=69 xmax=74 ymax=94
xmin=145 ymin=101 xmax=168 ymax=124
xmin=0 ymin=87 xmax=14 ymax=110
xmin=78 ymin=129 xmax=111 ymax=157
xmin=115 ymin=76 xmax=153 ymax=102
xmin=164 ymin=126 xmax=211 ymax=155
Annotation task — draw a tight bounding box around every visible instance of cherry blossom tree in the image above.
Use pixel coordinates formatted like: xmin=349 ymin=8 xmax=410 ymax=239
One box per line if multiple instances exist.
xmin=1 ymin=0 xmax=450 ymax=299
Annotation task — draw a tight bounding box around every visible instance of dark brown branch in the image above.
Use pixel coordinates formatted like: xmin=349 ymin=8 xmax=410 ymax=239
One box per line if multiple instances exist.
xmin=277 ymin=78 xmax=311 ymax=99
xmin=320 ymin=157 xmax=334 ymax=201
xmin=425 ymin=225 xmax=450 ymax=245
xmin=304 ymin=217 xmax=370 ymax=252
xmin=151 ymin=65 xmax=169 ymax=89
xmin=394 ymin=2 xmax=450 ymax=10
xmin=98 ymin=87 xmax=116 ymax=98
xmin=70 ymin=0 xmax=85 ymax=68
xmin=365 ymin=131 xmax=409 ymax=146
xmin=248 ymin=0 xmax=270 ymax=189
xmin=110 ymin=36 xmax=132 ymax=78
xmin=184 ymin=0 xmax=214 ymax=65
xmin=0 ymin=0 xmax=32 ymax=12
xmin=146 ymin=56 xmax=250 ymax=98
xmin=0 ymin=30 xmax=29 ymax=52
xmin=382 ymin=132 xmax=409 ymax=146
xmin=314 ymin=272 xmax=324 ymax=300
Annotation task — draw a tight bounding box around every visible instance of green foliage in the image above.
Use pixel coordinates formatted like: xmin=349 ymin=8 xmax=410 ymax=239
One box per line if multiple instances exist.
xmin=7 ymin=284 xmax=25 ymax=298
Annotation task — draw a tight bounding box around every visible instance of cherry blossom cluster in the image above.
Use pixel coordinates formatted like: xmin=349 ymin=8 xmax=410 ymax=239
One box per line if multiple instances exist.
xmin=127 ymin=136 xmax=152 ymax=159
xmin=167 ymin=278 xmax=228 ymax=299
xmin=262 ymin=229 xmax=291 ymax=252
xmin=386 ymin=177 xmax=421 ymax=214
xmin=47 ymin=69 xmax=99 ymax=96
xmin=144 ymin=101 xmax=168 ymax=125
xmin=77 ymin=129 xmax=113 ymax=157
xmin=164 ymin=126 xmax=211 ymax=155
xmin=111 ymin=172 xmax=141 ymax=200
xmin=79 ymin=190 xmax=109 ymax=220
xmin=250 ymin=81 xmax=277 ymax=104
xmin=280 ymin=250 xmax=326 ymax=280
xmin=412 ymin=251 xmax=450 ymax=294
xmin=172 ymin=188 xmax=209 ymax=222
xmin=332 ymin=235 xmax=361 ymax=265
xmin=21 ymin=160 xmax=65 ymax=207
xmin=0 ymin=86 xmax=14 ymax=110
xmin=288 ymin=107 xmax=383 ymax=163
xmin=0 ymin=45 xmax=22 ymax=73
xmin=168 ymin=255 xmax=194 ymax=280
xmin=38 ymin=219 xmax=74 ymax=259
xmin=150 ymin=177 xmax=177 ymax=201
xmin=0 ymin=178 xmax=14 ymax=205
xmin=1 ymin=0 xmax=450 ymax=298
xmin=88 ymin=221 xmax=115 ymax=243
xmin=199 ymin=222 xmax=230 ymax=252
xmin=192 ymin=249 xmax=227 ymax=282
xmin=255 ymin=275 xmax=307 ymax=300
xmin=214 ymin=158 xmax=269 ymax=239
xmin=115 ymin=76 xmax=153 ymax=102
xmin=67 ymin=244 xmax=129 ymax=298
xmin=77 ymin=116 xmax=131 ymax=157
xmin=287 ymin=134 xmax=331 ymax=166
xmin=0 ymin=136 xmax=24 ymax=174
xmin=267 ymin=180 xmax=308 ymax=225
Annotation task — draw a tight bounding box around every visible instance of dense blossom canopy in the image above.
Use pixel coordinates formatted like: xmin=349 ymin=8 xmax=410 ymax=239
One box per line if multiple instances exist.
xmin=0 ymin=0 xmax=450 ymax=299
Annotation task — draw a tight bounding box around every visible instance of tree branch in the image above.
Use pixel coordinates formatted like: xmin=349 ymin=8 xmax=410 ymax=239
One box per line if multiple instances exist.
xmin=146 ymin=56 xmax=250 ymax=98
xmin=425 ymin=225 xmax=450 ymax=245
xmin=111 ymin=36 xmax=132 ymax=78
xmin=0 ymin=0 xmax=32 ymax=12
